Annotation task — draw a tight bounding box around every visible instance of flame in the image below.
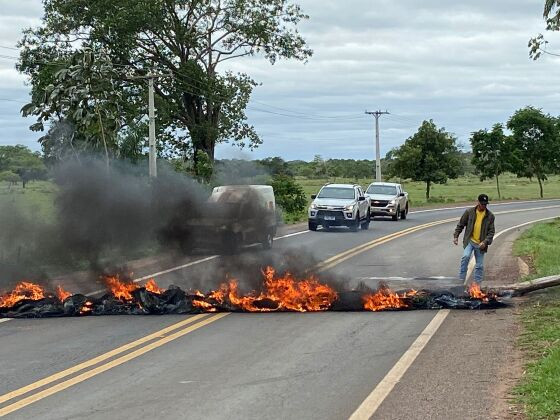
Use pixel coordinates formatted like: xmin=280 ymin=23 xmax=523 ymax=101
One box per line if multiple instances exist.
xmin=104 ymin=275 xmax=138 ymax=301
xmin=80 ymin=301 xmax=93 ymax=314
xmin=363 ymin=286 xmax=418 ymax=311
xmin=0 ymin=281 xmax=45 ymax=308
xmin=468 ymin=283 xmax=488 ymax=302
xmin=145 ymin=279 xmax=164 ymax=294
xmin=56 ymin=285 xmax=72 ymax=301
xmin=192 ymin=267 xmax=338 ymax=312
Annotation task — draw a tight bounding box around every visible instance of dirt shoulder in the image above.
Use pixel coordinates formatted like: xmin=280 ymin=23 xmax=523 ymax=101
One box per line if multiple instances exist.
xmin=373 ymin=228 xmax=526 ymax=419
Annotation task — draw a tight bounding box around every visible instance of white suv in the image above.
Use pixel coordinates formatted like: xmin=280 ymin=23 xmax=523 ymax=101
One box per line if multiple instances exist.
xmin=308 ymin=184 xmax=371 ymax=231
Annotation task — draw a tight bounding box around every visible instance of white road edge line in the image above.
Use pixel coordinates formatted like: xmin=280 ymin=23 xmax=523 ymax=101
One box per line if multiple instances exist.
xmin=409 ymin=198 xmax=560 ymax=215
xmin=347 ymin=214 xmax=559 ymax=420
xmin=0 ymin=229 xmax=311 ymax=322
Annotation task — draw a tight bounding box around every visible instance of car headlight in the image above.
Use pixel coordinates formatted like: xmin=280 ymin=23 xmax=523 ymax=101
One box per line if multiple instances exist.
xmin=389 ymin=199 xmax=396 ymax=205
xmin=344 ymin=204 xmax=354 ymax=211
xmin=310 ymin=203 xmax=318 ymax=210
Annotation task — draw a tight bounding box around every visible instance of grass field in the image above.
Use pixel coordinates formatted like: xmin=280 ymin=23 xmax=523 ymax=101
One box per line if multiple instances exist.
xmin=297 ymin=173 xmax=560 ymax=208
xmin=513 ymin=219 xmax=560 ymax=420
xmin=0 ymin=181 xmax=57 ymax=223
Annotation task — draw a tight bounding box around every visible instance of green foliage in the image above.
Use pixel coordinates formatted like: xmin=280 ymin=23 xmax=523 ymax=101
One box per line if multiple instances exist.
xmin=0 ymin=145 xmax=47 ymax=187
xmin=514 ymin=219 xmax=560 ymax=419
xmin=258 ymin=157 xmax=293 ymax=176
xmin=470 ymin=124 xmax=513 ymax=198
xmin=271 ymin=174 xmax=307 ymax=214
xmin=386 ymin=120 xmax=462 ymax=199
xmin=194 ymin=150 xmax=214 ymax=183
xmin=18 ymin=0 xmax=312 ymax=174
xmin=529 ymin=1 xmax=560 ymax=59
xmin=507 ymin=107 xmax=560 ymax=198
xmin=0 ymin=171 xmax=21 ymax=184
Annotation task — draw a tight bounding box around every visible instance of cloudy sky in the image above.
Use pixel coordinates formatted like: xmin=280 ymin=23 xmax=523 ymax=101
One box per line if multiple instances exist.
xmin=0 ymin=0 xmax=558 ymax=161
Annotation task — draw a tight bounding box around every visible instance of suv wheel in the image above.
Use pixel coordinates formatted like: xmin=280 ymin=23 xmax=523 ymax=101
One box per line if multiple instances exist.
xmin=261 ymin=230 xmax=274 ymax=250
xmin=361 ymin=210 xmax=370 ymax=230
xmin=351 ymin=212 xmax=360 ymax=232
xmin=401 ymin=204 xmax=408 ymax=220
xmin=308 ymin=221 xmax=318 ymax=231
xmin=392 ymin=207 xmax=400 ymax=221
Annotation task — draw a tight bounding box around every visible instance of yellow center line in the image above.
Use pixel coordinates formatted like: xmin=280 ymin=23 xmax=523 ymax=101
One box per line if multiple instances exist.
xmin=0 ymin=313 xmax=228 ymax=417
xmin=0 ymin=314 xmax=209 ymax=406
xmin=1 ymin=203 xmax=558 ymax=416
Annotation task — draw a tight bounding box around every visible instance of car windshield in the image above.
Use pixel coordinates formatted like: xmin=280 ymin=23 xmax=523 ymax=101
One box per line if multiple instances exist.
xmin=367 ymin=185 xmax=398 ymax=195
xmin=317 ymin=187 xmax=355 ymax=199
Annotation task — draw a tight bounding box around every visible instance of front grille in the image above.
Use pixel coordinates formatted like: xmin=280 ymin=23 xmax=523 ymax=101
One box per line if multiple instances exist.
xmin=316 ymin=205 xmax=344 ymax=210
xmin=371 ymin=200 xmax=390 ymax=207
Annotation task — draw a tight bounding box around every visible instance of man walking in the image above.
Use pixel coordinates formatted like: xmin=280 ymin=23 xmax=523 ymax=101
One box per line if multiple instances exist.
xmin=453 ymin=194 xmax=495 ymax=283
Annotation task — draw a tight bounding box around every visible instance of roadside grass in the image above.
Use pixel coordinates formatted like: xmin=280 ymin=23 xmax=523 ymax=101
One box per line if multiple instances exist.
xmin=286 ymin=173 xmax=560 ymax=223
xmin=297 ymin=173 xmax=560 ymax=207
xmin=0 ymin=180 xmax=57 ymax=223
xmin=0 ymin=180 xmax=160 ymax=276
xmin=513 ymin=219 xmax=560 ymax=420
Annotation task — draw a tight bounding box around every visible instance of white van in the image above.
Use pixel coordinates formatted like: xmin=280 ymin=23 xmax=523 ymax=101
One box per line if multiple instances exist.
xmin=189 ymin=185 xmax=277 ymax=252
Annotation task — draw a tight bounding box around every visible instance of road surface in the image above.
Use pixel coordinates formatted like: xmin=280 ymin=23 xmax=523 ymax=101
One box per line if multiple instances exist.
xmin=1 ymin=199 xmax=559 ymax=419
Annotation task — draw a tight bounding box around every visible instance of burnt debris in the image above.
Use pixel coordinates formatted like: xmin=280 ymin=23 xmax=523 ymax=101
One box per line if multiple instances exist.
xmin=0 ymin=281 xmax=508 ymax=319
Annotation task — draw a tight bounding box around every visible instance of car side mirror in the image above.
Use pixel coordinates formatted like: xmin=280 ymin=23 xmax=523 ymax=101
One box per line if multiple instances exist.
xmin=311 ymin=194 xmax=317 ymax=199
xmin=358 ymin=196 xmax=366 ymax=201
xmin=399 ymin=192 xmax=405 ymax=197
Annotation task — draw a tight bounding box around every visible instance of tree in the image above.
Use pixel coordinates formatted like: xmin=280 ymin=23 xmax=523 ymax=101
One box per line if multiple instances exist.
xmin=470 ymin=124 xmax=513 ymax=199
xmin=388 ymin=120 xmax=462 ymax=199
xmin=270 ymin=174 xmax=306 ymax=214
xmin=0 ymin=171 xmax=22 ymax=187
xmin=0 ymin=145 xmax=48 ymax=188
xmin=258 ymin=157 xmax=292 ymax=177
xmin=529 ymin=1 xmax=560 ymax=59
xmin=506 ymin=107 xmax=560 ymax=198
xmin=18 ymin=0 xmax=312 ymax=174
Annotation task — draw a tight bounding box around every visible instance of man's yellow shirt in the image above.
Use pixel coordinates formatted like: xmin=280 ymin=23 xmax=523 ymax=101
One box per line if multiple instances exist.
xmin=471 ymin=209 xmax=486 ymax=244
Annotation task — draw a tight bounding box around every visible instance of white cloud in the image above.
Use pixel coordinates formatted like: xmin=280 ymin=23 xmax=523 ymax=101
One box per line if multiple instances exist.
xmin=0 ymin=0 xmax=558 ymax=160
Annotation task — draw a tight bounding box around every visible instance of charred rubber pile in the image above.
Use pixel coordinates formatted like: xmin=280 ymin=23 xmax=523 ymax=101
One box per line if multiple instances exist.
xmin=0 ymin=268 xmax=508 ymax=318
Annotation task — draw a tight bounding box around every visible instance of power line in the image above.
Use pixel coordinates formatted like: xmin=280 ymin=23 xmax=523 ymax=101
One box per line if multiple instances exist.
xmin=0 ymin=98 xmax=28 ymax=104
xmin=0 ymin=45 xmax=19 ymax=51
xmin=0 ymin=48 xmax=370 ymax=123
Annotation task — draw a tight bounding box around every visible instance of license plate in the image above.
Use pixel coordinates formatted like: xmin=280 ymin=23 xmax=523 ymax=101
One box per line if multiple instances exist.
xmin=324 ymin=215 xmax=336 ymax=221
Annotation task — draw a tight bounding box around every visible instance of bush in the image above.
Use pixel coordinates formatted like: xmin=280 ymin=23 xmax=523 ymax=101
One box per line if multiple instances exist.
xmin=0 ymin=170 xmax=21 ymax=184
xmin=270 ymin=174 xmax=307 ymax=215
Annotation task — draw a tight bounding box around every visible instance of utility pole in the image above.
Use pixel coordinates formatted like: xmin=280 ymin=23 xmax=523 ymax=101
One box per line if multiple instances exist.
xmin=365 ymin=110 xmax=389 ymax=181
xmin=148 ymin=76 xmax=157 ymax=178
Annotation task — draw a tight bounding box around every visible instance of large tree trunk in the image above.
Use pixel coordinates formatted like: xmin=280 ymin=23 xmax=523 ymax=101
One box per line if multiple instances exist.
xmin=182 ymin=91 xmax=220 ymax=178
xmin=492 ymin=274 xmax=560 ymax=296
xmin=426 ymin=180 xmax=431 ymax=199
xmin=496 ymin=174 xmax=501 ymax=199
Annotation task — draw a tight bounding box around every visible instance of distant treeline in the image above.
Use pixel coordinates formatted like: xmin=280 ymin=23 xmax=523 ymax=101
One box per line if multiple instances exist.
xmin=213 ymin=153 xmax=475 ymax=181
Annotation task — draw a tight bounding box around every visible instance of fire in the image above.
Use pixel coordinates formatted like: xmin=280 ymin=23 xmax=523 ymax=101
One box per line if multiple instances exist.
xmin=0 ymin=281 xmax=45 ymax=308
xmin=80 ymin=301 xmax=93 ymax=314
xmin=468 ymin=282 xmax=488 ymax=302
xmin=145 ymin=279 xmax=164 ymax=294
xmin=192 ymin=266 xmax=338 ymax=312
xmin=56 ymin=285 xmax=72 ymax=301
xmin=104 ymin=275 xmax=138 ymax=301
xmin=363 ymin=285 xmax=418 ymax=311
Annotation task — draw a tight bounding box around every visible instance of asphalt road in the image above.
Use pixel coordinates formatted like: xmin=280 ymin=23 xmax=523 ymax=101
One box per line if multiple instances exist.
xmin=1 ymin=199 xmax=559 ymax=419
